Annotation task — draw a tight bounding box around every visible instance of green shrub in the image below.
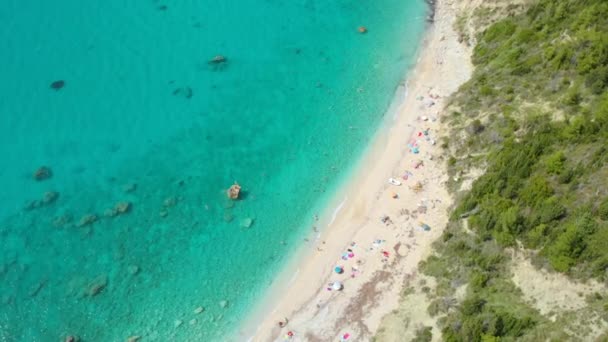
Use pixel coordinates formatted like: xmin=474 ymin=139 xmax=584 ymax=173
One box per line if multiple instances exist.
xmin=412 ymin=326 xmax=433 ymax=342
xmin=545 ymin=151 xmax=566 ymax=174
xmin=599 ymin=198 xmax=608 ymax=220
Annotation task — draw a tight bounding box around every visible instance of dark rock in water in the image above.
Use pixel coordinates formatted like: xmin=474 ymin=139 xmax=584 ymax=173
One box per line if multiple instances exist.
xmin=50 ymin=80 xmax=65 ymax=90
xmin=42 ymin=191 xmax=60 ymax=205
xmin=172 ymin=86 xmax=193 ymax=99
xmin=33 ymin=166 xmax=52 ymax=181
xmin=157 ymin=5 xmax=167 ymax=11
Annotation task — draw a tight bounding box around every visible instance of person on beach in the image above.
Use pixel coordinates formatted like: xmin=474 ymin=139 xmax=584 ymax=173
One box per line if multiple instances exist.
xmin=278 ymin=317 xmax=289 ymax=328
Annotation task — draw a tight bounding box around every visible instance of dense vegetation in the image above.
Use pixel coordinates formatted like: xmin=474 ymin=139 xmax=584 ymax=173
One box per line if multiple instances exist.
xmin=421 ymin=0 xmax=608 ymax=340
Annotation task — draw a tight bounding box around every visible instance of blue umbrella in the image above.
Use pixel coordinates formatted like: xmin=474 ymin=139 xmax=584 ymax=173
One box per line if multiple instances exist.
xmin=334 ymin=266 xmax=344 ymax=274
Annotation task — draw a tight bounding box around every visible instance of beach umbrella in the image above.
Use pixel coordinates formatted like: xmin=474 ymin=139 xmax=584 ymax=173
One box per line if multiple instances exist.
xmin=334 ymin=266 xmax=344 ymax=274
xmin=332 ymin=281 xmax=343 ymax=291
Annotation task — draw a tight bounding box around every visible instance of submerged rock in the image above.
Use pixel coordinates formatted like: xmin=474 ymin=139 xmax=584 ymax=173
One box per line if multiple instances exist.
xmin=52 ymin=213 xmax=73 ymax=227
xmin=127 ymin=265 xmax=140 ymax=275
xmin=240 ymin=217 xmax=254 ymax=228
xmin=219 ymin=300 xmax=228 ymax=308
xmin=64 ymin=335 xmax=79 ymax=342
xmin=104 ymin=208 xmax=118 ymax=218
xmin=50 ymin=80 xmax=65 ymax=90
xmin=208 ymin=55 xmax=229 ymax=71
xmin=174 ymin=319 xmax=183 ymax=328
xmin=87 ymin=275 xmax=108 ymax=297
xmin=33 ymin=166 xmax=52 ymax=181
xmin=163 ymin=196 xmax=177 ymax=207
xmin=105 ymin=202 xmax=132 ymax=217
xmin=126 ymin=336 xmax=141 ymax=342
xmin=42 ymin=191 xmax=60 ymax=205
xmin=122 ymin=183 xmax=137 ymax=193
xmin=172 ymin=86 xmax=193 ymax=99
xmin=28 ymin=280 xmax=46 ymax=297
xmin=24 ymin=200 xmax=42 ymax=211
xmin=77 ymin=214 xmax=98 ymax=227
xmin=223 ymin=212 xmax=234 ymax=223
xmin=208 ymin=55 xmax=227 ymax=64
xmin=194 ymin=306 xmax=205 ymax=314
xmin=24 ymin=191 xmax=60 ymax=211
xmin=115 ymin=201 xmax=131 ymax=214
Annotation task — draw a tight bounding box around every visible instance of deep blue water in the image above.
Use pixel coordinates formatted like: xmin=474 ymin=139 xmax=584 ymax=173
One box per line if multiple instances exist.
xmin=0 ymin=0 xmax=426 ymax=340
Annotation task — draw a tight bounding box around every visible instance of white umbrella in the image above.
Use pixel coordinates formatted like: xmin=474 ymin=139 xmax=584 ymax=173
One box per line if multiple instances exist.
xmin=332 ymin=281 xmax=343 ymax=291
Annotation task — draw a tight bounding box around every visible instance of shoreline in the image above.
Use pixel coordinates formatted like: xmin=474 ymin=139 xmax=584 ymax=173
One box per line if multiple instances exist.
xmin=237 ymin=0 xmax=473 ymax=340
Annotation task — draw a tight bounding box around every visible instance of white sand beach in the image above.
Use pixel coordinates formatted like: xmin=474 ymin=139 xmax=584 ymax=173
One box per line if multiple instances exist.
xmin=238 ymin=0 xmax=474 ymax=340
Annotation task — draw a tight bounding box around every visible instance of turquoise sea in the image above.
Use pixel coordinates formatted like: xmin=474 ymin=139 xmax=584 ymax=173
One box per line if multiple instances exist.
xmin=0 ymin=1 xmax=427 ymax=340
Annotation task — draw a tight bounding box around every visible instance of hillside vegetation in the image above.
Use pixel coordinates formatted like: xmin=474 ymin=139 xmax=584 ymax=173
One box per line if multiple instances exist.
xmin=421 ymin=0 xmax=608 ymax=340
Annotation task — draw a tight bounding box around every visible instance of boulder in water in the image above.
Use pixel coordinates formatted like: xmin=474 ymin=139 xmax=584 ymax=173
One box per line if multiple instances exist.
xmin=226 ymin=183 xmax=241 ymax=200
xmin=219 ymin=300 xmax=228 ymax=308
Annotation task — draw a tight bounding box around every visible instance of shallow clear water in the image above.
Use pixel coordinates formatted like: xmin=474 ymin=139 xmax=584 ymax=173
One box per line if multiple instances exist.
xmin=0 ymin=0 xmax=426 ymax=340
